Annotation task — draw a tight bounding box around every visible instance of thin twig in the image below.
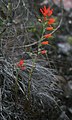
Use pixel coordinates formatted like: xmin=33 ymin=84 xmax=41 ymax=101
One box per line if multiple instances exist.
xmin=13 ymin=0 xmax=21 ymax=10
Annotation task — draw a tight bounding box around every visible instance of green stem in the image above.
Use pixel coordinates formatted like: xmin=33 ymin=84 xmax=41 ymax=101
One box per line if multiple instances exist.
xmin=28 ymin=55 xmax=37 ymax=99
xmin=38 ymin=24 xmax=45 ymax=53
xmin=27 ymin=22 xmax=46 ymax=99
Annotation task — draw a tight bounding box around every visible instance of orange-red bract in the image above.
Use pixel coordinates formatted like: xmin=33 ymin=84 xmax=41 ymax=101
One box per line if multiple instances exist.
xmin=44 ymin=34 xmax=52 ymax=38
xmin=48 ymin=18 xmax=55 ymax=25
xmin=40 ymin=6 xmax=53 ymax=17
xmin=41 ymin=41 xmax=49 ymax=45
xmin=46 ymin=27 xmax=53 ymax=31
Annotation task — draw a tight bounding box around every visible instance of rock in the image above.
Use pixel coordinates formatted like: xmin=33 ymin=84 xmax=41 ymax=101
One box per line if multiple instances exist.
xmin=58 ymin=43 xmax=71 ymax=55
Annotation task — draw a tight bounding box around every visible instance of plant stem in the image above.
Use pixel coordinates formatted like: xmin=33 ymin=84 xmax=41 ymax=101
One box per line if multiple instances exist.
xmin=38 ymin=24 xmax=45 ymax=53
xmin=28 ymin=55 xmax=37 ymax=99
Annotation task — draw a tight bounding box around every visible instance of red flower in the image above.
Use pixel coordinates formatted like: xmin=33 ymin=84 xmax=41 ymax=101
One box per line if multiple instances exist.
xmin=17 ymin=60 xmax=24 ymax=67
xmin=17 ymin=59 xmax=25 ymax=70
xmin=48 ymin=8 xmax=53 ymax=16
xmin=48 ymin=18 xmax=55 ymax=25
xmin=41 ymin=50 xmax=47 ymax=54
xmin=46 ymin=27 xmax=53 ymax=31
xmin=44 ymin=34 xmax=52 ymax=38
xmin=40 ymin=6 xmax=53 ymax=17
xmin=41 ymin=41 xmax=49 ymax=45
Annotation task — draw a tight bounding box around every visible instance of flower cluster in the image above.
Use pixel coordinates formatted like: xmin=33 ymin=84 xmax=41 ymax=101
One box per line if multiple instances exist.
xmin=40 ymin=6 xmax=55 ymax=39
xmin=17 ymin=59 xmax=26 ymax=70
xmin=39 ymin=6 xmax=55 ymax=55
